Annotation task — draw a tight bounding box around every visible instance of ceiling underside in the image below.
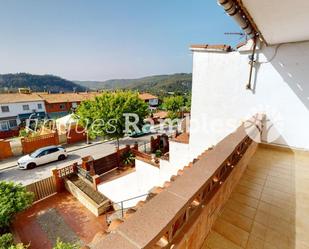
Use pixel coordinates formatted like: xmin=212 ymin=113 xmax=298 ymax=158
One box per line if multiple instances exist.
xmin=241 ymin=0 xmax=309 ymax=45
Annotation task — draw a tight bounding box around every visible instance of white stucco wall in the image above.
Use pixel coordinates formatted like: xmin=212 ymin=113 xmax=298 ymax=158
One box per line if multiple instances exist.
xmin=98 ymin=157 xmax=191 ymax=208
xmin=149 ymin=98 xmax=159 ymax=106
xmin=0 ymin=101 xmax=46 ymax=119
xmin=168 ymin=141 xmax=193 ymax=169
xmin=189 ymin=41 xmax=309 ymax=152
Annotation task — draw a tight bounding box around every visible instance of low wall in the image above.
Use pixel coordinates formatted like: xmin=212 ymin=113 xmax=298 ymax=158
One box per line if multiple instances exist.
xmin=65 ymin=179 xmax=110 ymax=216
xmin=67 ymin=127 xmax=86 ymax=144
xmin=0 ymin=129 xmax=19 ymax=139
xmin=21 ymin=132 xmax=59 ymax=154
xmin=0 ymin=139 xmax=13 ymax=159
xmin=172 ymin=141 xmax=258 ymax=249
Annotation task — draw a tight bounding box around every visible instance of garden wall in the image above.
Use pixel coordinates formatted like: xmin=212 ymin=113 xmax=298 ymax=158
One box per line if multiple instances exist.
xmin=21 ymin=132 xmax=59 ymax=154
xmin=67 ymin=127 xmax=86 ymax=144
xmin=0 ymin=139 xmax=13 ymax=159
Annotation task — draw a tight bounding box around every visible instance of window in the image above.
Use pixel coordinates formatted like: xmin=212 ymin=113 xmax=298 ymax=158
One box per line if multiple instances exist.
xmin=38 ymin=103 xmax=42 ymax=109
xmin=9 ymin=119 xmax=17 ymax=128
xmin=37 ymin=150 xmax=48 ymax=158
xmin=48 ymin=148 xmax=59 ymax=154
xmin=0 ymin=121 xmax=9 ymax=131
xmin=59 ymin=104 xmax=66 ymax=110
xmin=1 ymin=106 xmax=9 ymax=113
xmin=22 ymin=105 xmax=30 ymax=111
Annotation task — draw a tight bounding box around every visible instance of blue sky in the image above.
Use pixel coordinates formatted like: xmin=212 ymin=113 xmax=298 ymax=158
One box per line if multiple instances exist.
xmin=0 ymin=0 xmax=240 ymax=81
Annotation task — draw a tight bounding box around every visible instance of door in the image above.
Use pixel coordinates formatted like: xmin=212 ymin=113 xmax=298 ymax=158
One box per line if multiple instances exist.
xmin=36 ymin=150 xmax=50 ymax=165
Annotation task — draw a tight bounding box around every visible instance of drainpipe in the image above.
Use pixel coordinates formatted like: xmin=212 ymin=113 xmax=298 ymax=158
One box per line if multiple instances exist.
xmin=217 ymin=0 xmax=256 ymax=38
xmin=246 ymin=38 xmax=257 ymax=90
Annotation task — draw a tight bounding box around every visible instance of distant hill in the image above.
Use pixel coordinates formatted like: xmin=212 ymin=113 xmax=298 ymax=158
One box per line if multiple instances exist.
xmin=75 ymin=73 xmax=192 ymax=95
xmin=0 ymin=73 xmax=87 ymax=93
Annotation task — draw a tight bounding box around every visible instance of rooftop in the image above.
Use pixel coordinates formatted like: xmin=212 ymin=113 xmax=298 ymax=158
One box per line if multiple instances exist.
xmin=237 ymin=0 xmax=309 ymax=45
xmin=0 ymin=93 xmax=43 ymax=104
xmin=38 ymin=92 xmax=101 ymax=104
xmin=190 ymin=44 xmax=232 ymax=52
xmin=138 ymin=93 xmax=158 ymax=101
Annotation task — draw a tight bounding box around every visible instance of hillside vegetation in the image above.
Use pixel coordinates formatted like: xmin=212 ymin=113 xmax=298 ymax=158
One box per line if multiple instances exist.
xmin=0 ymin=73 xmax=192 ymax=96
xmin=0 ymin=73 xmax=87 ymax=93
xmin=75 ymin=73 xmax=192 ymax=95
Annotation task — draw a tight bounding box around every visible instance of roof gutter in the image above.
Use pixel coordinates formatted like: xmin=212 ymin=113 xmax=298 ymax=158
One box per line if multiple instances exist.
xmin=217 ymin=0 xmax=257 ymax=39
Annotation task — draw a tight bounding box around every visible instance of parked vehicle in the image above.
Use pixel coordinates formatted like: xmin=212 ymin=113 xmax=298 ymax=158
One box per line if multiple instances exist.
xmin=129 ymin=124 xmax=152 ymax=137
xmin=17 ymin=145 xmax=67 ymax=169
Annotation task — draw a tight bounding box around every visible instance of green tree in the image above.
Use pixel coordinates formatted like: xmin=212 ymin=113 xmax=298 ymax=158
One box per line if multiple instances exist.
xmin=53 ymin=239 xmax=79 ymax=249
xmin=0 ymin=182 xmax=34 ymax=231
xmin=162 ymin=96 xmax=185 ymax=119
xmin=76 ymin=91 xmax=149 ymax=148
xmin=184 ymin=93 xmax=191 ymax=112
xmin=0 ymin=233 xmax=29 ymax=249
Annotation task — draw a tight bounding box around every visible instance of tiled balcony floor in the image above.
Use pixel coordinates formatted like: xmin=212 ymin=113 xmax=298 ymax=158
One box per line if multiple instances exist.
xmin=202 ymin=145 xmax=309 ymax=249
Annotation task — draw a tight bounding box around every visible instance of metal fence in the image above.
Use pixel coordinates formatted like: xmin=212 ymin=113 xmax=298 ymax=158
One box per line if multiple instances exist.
xmin=105 ymin=193 xmax=150 ymax=224
xmin=77 ymin=166 xmax=93 ymax=183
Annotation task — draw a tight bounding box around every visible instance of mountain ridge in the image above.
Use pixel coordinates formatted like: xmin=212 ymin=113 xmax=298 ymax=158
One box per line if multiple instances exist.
xmin=75 ymin=73 xmax=192 ymax=95
xmin=0 ymin=73 xmax=87 ymax=93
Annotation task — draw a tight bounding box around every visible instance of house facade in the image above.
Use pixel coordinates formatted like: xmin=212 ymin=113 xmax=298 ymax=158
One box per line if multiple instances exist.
xmin=139 ymin=93 xmax=159 ymax=109
xmin=0 ymin=93 xmax=46 ymax=138
xmin=38 ymin=92 xmax=100 ymax=119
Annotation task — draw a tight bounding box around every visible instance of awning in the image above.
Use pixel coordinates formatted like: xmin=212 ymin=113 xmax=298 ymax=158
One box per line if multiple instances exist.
xmin=18 ymin=112 xmax=46 ymax=120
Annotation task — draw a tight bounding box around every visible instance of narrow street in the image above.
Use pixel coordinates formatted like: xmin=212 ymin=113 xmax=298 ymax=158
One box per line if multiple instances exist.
xmin=0 ymin=133 xmax=158 ymax=185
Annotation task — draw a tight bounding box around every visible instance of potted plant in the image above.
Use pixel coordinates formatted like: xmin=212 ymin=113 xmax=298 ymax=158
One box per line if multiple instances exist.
xmin=121 ymin=151 xmax=135 ymax=169
xmin=155 ymin=149 xmax=162 ymax=158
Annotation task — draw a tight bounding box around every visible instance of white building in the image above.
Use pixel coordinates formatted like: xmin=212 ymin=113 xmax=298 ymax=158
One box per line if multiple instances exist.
xmin=98 ymin=0 xmax=309 ymax=209
xmin=163 ymin=0 xmax=309 ymax=169
xmin=0 ymin=93 xmax=46 ymax=132
xmin=139 ymin=93 xmax=159 ymax=109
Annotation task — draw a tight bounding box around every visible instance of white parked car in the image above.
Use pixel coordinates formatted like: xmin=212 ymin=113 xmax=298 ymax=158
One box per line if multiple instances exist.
xmin=17 ymin=145 xmax=68 ymax=169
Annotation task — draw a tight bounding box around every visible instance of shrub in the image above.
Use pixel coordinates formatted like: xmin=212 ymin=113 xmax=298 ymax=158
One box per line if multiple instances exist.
xmin=0 ymin=233 xmax=13 ymax=248
xmin=121 ymin=151 xmax=135 ymax=166
xmin=0 ymin=233 xmax=29 ymax=249
xmin=0 ymin=182 xmax=34 ymax=230
xmin=155 ymin=150 xmax=162 ymax=158
xmin=53 ymin=239 xmax=79 ymax=249
xmin=18 ymin=129 xmax=29 ymax=138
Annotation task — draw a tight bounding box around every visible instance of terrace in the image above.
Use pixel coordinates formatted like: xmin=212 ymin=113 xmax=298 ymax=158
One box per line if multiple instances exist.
xmin=202 ymin=144 xmax=308 ymax=249
xmin=87 ymin=121 xmax=309 ymax=249
xmin=83 ymin=0 xmax=309 ymax=247
xmin=11 ymin=192 xmax=107 ymax=249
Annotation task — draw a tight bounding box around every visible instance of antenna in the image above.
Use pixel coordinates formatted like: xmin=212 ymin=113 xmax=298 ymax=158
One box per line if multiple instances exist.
xmin=224 ymin=32 xmax=247 ymax=41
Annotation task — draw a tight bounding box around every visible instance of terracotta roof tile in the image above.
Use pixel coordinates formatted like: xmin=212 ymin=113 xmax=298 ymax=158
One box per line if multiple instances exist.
xmin=38 ymin=92 xmax=101 ymax=104
xmin=139 ymin=93 xmax=158 ymax=101
xmin=190 ymin=44 xmax=232 ymax=52
xmin=172 ymin=132 xmax=189 ymax=144
xmin=0 ymin=93 xmax=43 ymax=104
xmin=153 ymin=111 xmax=168 ymax=119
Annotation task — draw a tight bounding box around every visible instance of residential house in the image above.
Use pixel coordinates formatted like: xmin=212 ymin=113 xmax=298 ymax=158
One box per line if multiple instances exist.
xmin=139 ymin=93 xmax=159 ymax=109
xmin=91 ymin=1 xmax=309 ymax=249
xmin=0 ymin=93 xmax=46 ymax=138
xmin=38 ymin=92 xmax=100 ymax=119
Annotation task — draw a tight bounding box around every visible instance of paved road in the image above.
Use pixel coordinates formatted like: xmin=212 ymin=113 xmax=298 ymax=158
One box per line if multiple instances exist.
xmin=0 ymin=133 xmax=158 ymax=185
